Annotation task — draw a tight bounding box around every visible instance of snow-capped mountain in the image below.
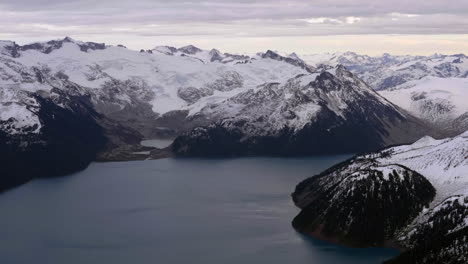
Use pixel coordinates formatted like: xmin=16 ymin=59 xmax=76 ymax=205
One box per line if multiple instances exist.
xmin=1 ymin=37 xmax=432 ymax=144
xmin=292 ymin=131 xmax=468 ymax=263
xmin=301 ymin=52 xmax=468 ymax=91
xmin=1 ymin=37 xmax=315 ymax=138
xmin=172 ymin=65 xmax=432 ymax=157
xmin=299 ymin=52 xmax=468 ymax=133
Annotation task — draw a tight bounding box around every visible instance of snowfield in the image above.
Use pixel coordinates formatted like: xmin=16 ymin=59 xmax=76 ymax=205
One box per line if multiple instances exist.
xmin=10 ymin=41 xmax=308 ymax=115
xmin=379 ymin=77 xmax=468 ymax=124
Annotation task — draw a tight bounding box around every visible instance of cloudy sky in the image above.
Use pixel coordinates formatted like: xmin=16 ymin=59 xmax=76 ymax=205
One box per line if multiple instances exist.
xmin=1 ymin=0 xmax=468 ymax=55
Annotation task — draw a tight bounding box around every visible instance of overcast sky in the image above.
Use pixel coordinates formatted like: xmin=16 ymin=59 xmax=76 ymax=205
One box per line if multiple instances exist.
xmin=1 ymin=0 xmax=468 ymax=55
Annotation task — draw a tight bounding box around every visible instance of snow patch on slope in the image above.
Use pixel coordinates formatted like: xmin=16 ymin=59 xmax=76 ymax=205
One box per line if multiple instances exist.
xmin=0 ymin=88 xmax=41 ymax=134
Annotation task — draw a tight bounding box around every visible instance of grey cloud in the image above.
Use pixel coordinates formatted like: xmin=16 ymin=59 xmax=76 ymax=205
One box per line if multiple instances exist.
xmin=0 ymin=0 xmax=468 ymax=42
xmin=2 ymin=1 xmax=468 ymax=19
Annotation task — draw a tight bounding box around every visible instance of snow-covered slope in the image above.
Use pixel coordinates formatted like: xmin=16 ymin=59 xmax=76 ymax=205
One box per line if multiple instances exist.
xmin=362 ymin=131 xmax=468 ymax=197
xmin=378 ymin=77 xmax=468 ymax=132
xmin=292 ymin=131 xmax=468 ymax=263
xmin=0 ymin=88 xmax=41 ymax=134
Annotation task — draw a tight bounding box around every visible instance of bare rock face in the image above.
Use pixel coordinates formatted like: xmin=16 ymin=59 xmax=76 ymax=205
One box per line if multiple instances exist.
xmin=209 ymin=49 xmax=224 ymax=62
xmin=177 ymin=86 xmax=213 ymax=104
xmin=206 ymin=71 xmax=244 ymax=92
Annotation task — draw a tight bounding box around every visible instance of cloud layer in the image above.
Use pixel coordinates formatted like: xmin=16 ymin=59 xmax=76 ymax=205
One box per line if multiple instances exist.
xmin=1 ymin=0 xmax=468 ymax=54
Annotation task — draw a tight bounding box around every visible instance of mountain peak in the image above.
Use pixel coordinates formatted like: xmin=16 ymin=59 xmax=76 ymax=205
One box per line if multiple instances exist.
xmin=178 ymin=45 xmax=202 ymax=54
xmin=153 ymin=45 xmax=177 ymax=55
xmin=262 ymin=50 xmax=281 ymax=59
xmin=261 ymin=50 xmax=316 ymax=73
xmin=209 ymin=48 xmax=223 ymax=62
xmin=209 ymin=48 xmax=221 ymax=54
xmin=341 ymin=51 xmax=358 ymax=57
xmin=288 ymin=52 xmax=302 ymax=61
xmin=63 ymin=36 xmax=75 ymax=43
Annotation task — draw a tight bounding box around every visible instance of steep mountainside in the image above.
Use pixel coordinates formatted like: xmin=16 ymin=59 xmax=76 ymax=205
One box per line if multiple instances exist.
xmin=172 ymin=65 xmax=432 ymax=157
xmin=0 ymin=85 xmax=107 ymax=192
xmin=292 ymin=131 xmax=468 ymax=263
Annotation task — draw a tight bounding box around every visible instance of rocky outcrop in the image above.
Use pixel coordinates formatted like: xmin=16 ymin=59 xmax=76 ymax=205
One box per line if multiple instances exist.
xmin=209 ymin=49 xmax=224 ymax=62
xmin=177 ymin=86 xmax=213 ymax=104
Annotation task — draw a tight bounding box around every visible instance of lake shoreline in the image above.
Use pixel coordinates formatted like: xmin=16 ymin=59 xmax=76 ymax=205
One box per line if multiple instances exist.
xmin=300 ymin=228 xmax=405 ymax=252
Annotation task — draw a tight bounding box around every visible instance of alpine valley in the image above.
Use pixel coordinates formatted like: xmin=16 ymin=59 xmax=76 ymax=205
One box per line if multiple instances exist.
xmin=1 ymin=37 xmax=467 ymax=263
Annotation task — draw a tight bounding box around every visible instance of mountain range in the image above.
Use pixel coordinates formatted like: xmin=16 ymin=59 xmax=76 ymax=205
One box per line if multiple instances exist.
xmin=0 ymin=37 xmax=466 ymax=191
xmin=301 ymin=51 xmax=468 ymax=133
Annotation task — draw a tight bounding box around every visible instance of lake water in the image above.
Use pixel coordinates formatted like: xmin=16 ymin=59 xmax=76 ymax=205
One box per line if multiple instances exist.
xmin=0 ymin=156 xmax=399 ymax=264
